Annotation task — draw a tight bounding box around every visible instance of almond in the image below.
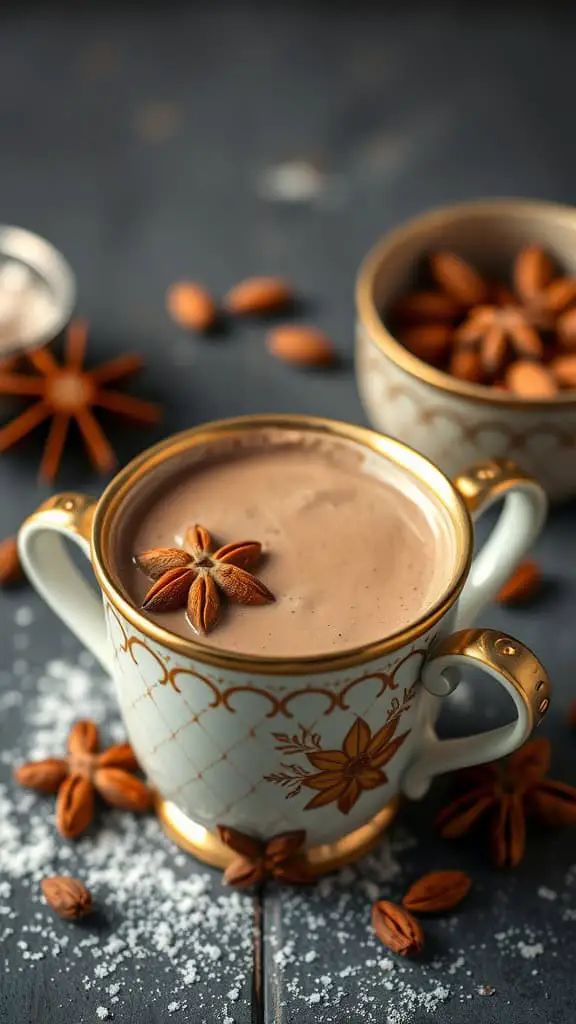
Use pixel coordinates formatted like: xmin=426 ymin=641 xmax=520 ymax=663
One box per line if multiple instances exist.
xmin=225 ymin=276 xmax=293 ymax=315
xmin=514 ymin=245 xmax=555 ymax=301
xmin=267 ymin=325 xmax=335 ymax=367
xmin=551 ymin=354 xmax=576 ymax=389
xmin=429 ymin=252 xmax=488 ymax=306
xmin=93 ymin=767 xmax=153 ymax=812
xmin=371 ymin=900 xmax=424 ymax=956
xmin=557 ymin=307 xmax=576 ymax=349
xmin=544 ymin=276 xmax=576 ymax=313
xmin=402 ymin=870 xmax=472 ymax=913
xmin=401 ymin=324 xmax=453 ymax=363
xmin=505 ymin=360 xmax=558 ymax=398
xmin=392 ymin=290 xmax=461 ymax=323
xmin=449 ymin=348 xmax=482 ymax=383
xmin=41 ymin=876 xmax=93 ymax=920
xmin=497 ymin=559 xmax=541 ymax=604
xmin=0 ymin=536 xmax=23 ymax=587
xmin=166 ymin=282 xmax=217 ymax=332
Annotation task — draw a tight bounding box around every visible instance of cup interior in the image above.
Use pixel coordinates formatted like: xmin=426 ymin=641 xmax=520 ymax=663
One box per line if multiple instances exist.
xmin=371 ymin=201 xmax=576 ymax=318
xmin=92 ymin=417 xmax=472 ymax=672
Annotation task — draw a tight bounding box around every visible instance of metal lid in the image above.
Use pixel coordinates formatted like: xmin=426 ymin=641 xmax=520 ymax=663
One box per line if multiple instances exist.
xmin=0 ymin=225 xmax=76 ymax=360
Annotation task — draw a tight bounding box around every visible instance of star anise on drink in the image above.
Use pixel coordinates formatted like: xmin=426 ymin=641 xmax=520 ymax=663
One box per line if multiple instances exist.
xmin=136 ymin=524 xmax=275 ymax=634
xmin=0 ymin=320 xmax=162 ymax=481
xmin=14 ymin=720 xmax=153 ymax=839
xmin=435 ymin=737 xmax=576 ymax=868
xmin=217 ymin=825 xmax=313 ymax=887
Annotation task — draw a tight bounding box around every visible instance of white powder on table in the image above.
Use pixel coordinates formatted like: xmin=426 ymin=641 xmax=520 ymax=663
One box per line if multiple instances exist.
xmin=0 ymin=648 xmax=253 ymax=1023
xmin=1 ymin=604 xmax=574 ymax=1022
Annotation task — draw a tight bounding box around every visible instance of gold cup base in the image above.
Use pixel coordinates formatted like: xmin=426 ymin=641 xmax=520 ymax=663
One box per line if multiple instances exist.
xmin=156 ymin=798 xmax=399 ymax=875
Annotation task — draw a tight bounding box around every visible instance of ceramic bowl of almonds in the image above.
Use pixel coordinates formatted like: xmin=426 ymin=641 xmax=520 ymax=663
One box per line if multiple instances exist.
xmin=356 ymin=198 xmax=576 ymax=500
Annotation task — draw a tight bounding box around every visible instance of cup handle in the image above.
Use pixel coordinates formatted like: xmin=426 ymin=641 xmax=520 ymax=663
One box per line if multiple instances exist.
xmin=18 ymin=493 xmax=110 ymax=672
xmin=452 ymin=458 xmax=548 ymax=629
xmin=402 ymin=627 xmax=551 ymax=798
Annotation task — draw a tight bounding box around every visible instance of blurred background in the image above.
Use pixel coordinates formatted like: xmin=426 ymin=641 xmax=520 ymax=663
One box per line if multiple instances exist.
xmin=1 ymin=0 xmax=576 ymax=508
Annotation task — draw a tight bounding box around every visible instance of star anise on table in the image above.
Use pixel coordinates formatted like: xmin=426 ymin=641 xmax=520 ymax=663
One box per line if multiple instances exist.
xmin=435 ymin=737 xmax=576 ymax=868
xmin=217 ymin=825 xmax=313 ymax=887
xmin=14 ymin=719 xmax=153 ymax=839
xmin=136 ymin=524 xmax=275 ymax=634
xmin=0 ymin=320 xmax=162 ymax=481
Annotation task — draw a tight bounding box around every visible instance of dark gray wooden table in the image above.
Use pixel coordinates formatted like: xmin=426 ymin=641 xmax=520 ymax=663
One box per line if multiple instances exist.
xmin=1 ymin=3 xmax=575 ymax=1022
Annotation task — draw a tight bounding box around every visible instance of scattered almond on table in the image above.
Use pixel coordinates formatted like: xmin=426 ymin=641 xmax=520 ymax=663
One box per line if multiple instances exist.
xmin=166 ymin=282 xmax=218 ymax=332
xmin=267 ymin=324 xmax=336 ymax=367
xmin=371 ymin=900 xmax=424 ymax=956
xmin=389 ymin=245 xmax=576 ymax=397
xmin=41 ymin=876 xmax=93 ymax=921
xmin=497 ymin=559 xmax=541 ymax=604
xmin=0 ymin=536 xmax=23 ymax=587
xmin=224 ymin=276 xmax=293 ymax=315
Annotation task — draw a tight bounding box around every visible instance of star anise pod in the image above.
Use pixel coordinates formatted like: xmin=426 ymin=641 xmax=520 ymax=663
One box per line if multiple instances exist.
xmin=217 ymin=826 xmax=314 ymax=887
xmin=14 ymin=720 xmax=152 ymax=839
xmin=136 ymin=524 xmax=275 ymax=634
xmin=454 ymin=304 xmax=544 ymax=378
xmin=435 ymin=737 xmax=576 ymax=868
xmin=0 ymin=320 xmax=162 ymax=481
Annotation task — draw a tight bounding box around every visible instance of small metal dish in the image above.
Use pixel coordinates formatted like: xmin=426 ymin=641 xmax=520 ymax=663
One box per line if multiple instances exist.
xmin=0 ymin=225 xmax=76 ymax=360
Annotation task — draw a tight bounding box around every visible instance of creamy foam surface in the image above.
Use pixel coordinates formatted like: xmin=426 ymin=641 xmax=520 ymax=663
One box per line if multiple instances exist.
xmin=115 ymin=432 xmax=454 ymax=657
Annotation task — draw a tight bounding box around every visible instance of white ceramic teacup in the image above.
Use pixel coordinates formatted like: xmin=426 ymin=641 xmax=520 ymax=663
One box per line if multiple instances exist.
xmin=20 ymin=415 xmax=551 ymax=875
xmin=356 ymin=199 xmax=576 ymax=501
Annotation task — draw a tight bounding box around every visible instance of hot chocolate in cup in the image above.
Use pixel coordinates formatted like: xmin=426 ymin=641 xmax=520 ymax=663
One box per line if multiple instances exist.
xmin=20 ymin=416 xmax=551 ymax=875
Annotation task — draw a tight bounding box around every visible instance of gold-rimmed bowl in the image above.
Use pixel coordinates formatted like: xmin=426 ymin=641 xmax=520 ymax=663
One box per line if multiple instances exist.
xmin=356 ymin=198 xmax=576 ymax=501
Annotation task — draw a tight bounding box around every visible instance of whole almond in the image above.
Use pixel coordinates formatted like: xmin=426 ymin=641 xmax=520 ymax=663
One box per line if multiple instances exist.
xmin=497 ymin=559 xmax=541 ymax=604
xmin=557 ymin=307 xmax=576 ymax=349
xmin=93 ymin=767 xmax=153 ymax=812
xmin=551 ymin=354 xmax=576 ymax=389
xmin=267 ymin=325 xmax=335 ymax=367
xmin=514 ymin=246 xmax=554 ymax=301
xmin=41 ymin=876 xmax=93 ymax=920
xmin=505 ymin=360 xmax=558 ymax=399
xmin=393 ymin=291 xmax=461 ymax=323
xmin=0 ymin=536 xmax=23 ymax=587
xmin=402 ymin=870 xmax=472 ymax=914
xmin=225 ymin=276 xmax=293 ymax=315
xmin=166 ymin=282 xmax=217 ymax=332
xmin=449 ymin=348 xmax=482 ymax=383
xmin=429 ymin=252 xmax=488 ymax=306
xmin=371 ymin=900 xmax=424 ymax=956
xmin=401 ymin=324 xmax=453 ymax=363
